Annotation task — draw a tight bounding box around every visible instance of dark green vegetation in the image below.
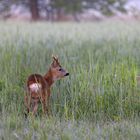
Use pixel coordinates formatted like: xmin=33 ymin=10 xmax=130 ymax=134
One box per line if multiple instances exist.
xmin=0 ymin=21 xmax=139 ymax=139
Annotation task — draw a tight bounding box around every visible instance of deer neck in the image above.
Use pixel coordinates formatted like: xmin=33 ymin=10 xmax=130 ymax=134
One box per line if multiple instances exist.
xmin=44 ymin=68 xmax=54 ymax=87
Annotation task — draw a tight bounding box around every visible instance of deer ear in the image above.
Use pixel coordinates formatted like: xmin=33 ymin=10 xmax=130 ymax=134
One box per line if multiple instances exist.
xmin=51 ymin=55 xmax=58 ymax=67
xmin=52 ymin=54 xmax=55 ymax=60
xmin=52 ymin=54 xmax=58 ymax=61
xmin=55 ymin=55 xmax=58 ymax=60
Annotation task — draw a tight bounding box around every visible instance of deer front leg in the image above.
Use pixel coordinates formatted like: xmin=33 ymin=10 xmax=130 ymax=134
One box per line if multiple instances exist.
xmin=47 ymin=95 xmax=52 ymax=116
xmin=42 ymin=98 xmax=49 ymax=116
xmin=41 ymin=90 xmax=51 ymax=116
xmin=46 ymin=89 xmax=52 ymax=116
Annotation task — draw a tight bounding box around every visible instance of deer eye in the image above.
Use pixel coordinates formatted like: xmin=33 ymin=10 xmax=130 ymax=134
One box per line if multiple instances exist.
xmin=59 ymin=68 xmax=62 ymax=71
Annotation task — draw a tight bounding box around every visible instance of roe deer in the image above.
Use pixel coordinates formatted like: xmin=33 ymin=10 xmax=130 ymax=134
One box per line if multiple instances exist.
xmin=24 ymin=56 xmax=69 ymax=116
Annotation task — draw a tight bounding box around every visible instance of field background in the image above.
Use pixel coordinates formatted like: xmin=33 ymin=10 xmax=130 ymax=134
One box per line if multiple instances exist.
xmin=0 ymin=20 xmax=140 ymax=140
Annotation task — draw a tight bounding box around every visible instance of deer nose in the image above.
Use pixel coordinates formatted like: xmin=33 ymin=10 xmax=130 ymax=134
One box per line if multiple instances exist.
xmin=65 ymin=73 xmax=69 ymax=76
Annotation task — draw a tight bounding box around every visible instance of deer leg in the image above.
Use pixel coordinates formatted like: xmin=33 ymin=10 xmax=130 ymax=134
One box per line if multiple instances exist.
xmin=42 ymin=99 xmax=48 ymax=116
xmin=24 ymin=96 xmax=30 ymax=114
xmin=40 ymin=90 xmax=51 ymax=116
xmin=32 ymin=100 xmax=38 ymax=115
xmin=47 ymin=96 xmax=52 ymax=116
xmin=45 ymin=89 xmax=52 ymax=116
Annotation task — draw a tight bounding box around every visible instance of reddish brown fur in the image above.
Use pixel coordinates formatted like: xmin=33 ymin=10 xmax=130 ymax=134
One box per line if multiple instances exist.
xmin=24 ymin=56 xmax=69 ymax=116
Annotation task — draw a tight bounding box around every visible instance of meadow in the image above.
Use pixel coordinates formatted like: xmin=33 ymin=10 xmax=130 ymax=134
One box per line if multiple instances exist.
xmin=0 ymin=20 xmax=140 ymax=140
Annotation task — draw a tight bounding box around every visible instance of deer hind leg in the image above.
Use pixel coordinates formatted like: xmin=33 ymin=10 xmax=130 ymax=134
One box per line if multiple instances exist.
xmin=32 ymin=100 xmax=39 ymax=115
xmin=24 ymin=95 xmax=30 ymax=114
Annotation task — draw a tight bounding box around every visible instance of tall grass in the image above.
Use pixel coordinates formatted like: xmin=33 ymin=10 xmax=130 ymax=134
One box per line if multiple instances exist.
xmin=0 ymin=20 xmax=140 ymax=139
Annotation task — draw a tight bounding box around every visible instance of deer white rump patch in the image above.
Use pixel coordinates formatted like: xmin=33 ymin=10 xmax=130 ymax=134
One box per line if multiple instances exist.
xmin=29 ymin=83 xmax=42 ymax=93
